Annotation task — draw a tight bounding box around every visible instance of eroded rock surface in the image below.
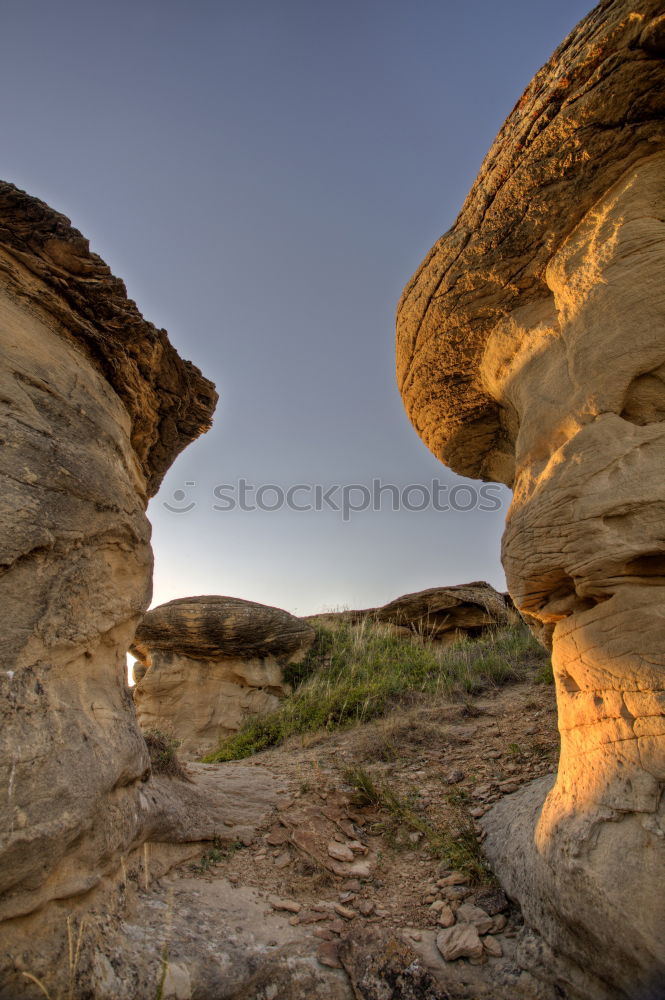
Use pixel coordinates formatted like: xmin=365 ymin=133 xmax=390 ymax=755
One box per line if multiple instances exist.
xmin=0 ymin=184 xmax=217 ymax=990
xmin=397 ymin=2 xmax=665 ymax=996
xmin=309 ymin=582 xmax=511 ymax=643
xmin=132 ymin=596 xmax=315 ymax=753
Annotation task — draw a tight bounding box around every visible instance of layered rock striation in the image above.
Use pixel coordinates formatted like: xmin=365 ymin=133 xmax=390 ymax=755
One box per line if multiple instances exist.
xmin=132 ymin=596 xmax=315 ymax=753
xmin=397 ymin=2 xmax=665 ymax=997
xmin=309 ymin=582 xmax=511 ymax=643
xmin=0 ymin=182 xmax=217 ymax=982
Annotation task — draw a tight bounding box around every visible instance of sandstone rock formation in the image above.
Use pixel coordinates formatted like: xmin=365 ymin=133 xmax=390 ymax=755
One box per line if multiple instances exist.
xmin=0 ymin=184 xmax=218 ymax=992
xmin=132 ymin=595 xmax=315 ymax=753
xmin=309 ymin=582 xmax=511 ymax=643
xmin=396 ymin=2 xmax=665 ymax=996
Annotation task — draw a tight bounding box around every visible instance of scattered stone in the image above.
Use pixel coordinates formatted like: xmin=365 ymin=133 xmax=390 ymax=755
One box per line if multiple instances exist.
xmin=299 ymin=910 xmax=329 ymax=924
xmin=490 ymin=914 xmax=508 ymax=933
xmin=469 ymin=807 xmax=486 ymax=819
xmin=274 ymin=851 xmax=291 ymax=869
xmin=333 ymin=903 xmax=356 ymax=920
xmin=483 ymin=935 xmax=503 ymax=958
xmin=437 ymin=872 xmax=468 ymax=887
xmin=328 ymin=841 xmax=355 ymax=863
xmin=349 ymin=860 xmax=371 ymax=878
xmin=341 ymin=879 xmax=361 ymax=892
xmin=436 ymin=923 xmax=484 ymax=961
xmin=339 ymin=891 xmax=356 ymax=904
xmin=474 ymin=888 xmax=508 ymax=916
xmin=445 ymin=769 xmax=465 ymax=784
xmin=442 ymin=886 xmax=470 ymax=902
xmin=268 ymin=896 xmax=301 ymax=914
xmin=265 ymin=825 xmax=291 ymax=846
xmin=358 ymin=900 xmax=375 ymax=917
xmin=317 ymin=940 xmax=342 ymax=969
xmin=347 ymin=840 xmax=368 ymax=856
xmin=437 ymin=904 xmax=456 ymax=928
xmin=456 ymin=903 xmax=493 ymax=935
xmin=498 ymin=782 xmax=519 ymax=794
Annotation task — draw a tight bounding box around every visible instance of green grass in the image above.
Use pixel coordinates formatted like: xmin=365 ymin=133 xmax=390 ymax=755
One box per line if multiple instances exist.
xmin=343 ymin=766 xmax=493 ymax=883
xmin=204 ymin=619 xmax=550 ymax=763
xmin=188 ymin=836 xmax=243 ymax=874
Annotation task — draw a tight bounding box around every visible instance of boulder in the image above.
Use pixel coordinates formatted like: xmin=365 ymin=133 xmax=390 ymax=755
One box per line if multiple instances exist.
xmin=309 ymin=581 xmax=511 ymax=643
xmin=0 ymin=183 xmax=218 ymax=988
xmin=436 ymin=924 xmax=484 ymax=962
xmin=132 ymin=595 xmax=315 ymax=753
xmin=396 ymin=1 xmax=665 ymax=996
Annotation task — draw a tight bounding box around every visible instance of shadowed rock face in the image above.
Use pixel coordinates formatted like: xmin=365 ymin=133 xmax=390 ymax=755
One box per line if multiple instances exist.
xmin=397 ymin=2 xmax=665 ymax=997
xmin=309 ymin=582 xmax=511 ymax=643
xmin=132 ymin=596 xmax=316 ymax=753
xmin=0 ymin=184 xmax=217 ymax=927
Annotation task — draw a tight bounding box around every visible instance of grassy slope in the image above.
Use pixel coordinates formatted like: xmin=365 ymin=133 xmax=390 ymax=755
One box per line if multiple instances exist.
xmin=205 ymin=619 xmax=552 ymax=764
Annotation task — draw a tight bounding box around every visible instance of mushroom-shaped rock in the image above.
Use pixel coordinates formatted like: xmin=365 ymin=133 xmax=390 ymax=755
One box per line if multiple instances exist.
xmin=375 ymin=581 xmax=510 ymax=640
xmin=132 ymin=596 xmax=315 ymax=753
xmin=397 ymin=1 xmax=665 ymax=995
xmin=310 ymin=581 xmax=511 ymax=643
xmin=0 ymin=183 xmax=217 ymax=982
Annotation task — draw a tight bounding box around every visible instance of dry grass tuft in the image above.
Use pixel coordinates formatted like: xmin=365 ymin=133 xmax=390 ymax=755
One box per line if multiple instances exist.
xmin=144 ymin=729 xmax=189 ymax=780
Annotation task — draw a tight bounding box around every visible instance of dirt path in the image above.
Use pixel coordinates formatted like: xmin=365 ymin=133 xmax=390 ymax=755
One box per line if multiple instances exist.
xmin=116 ymin=678 xmax=560 ymax=999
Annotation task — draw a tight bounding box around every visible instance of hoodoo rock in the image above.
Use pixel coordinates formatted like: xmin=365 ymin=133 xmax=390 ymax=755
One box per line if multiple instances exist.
xmin=397 ymin=1 xmax=665 ymax=997
xmin=0 ymin=184 xmax=219 ymax=991
xmin=309 ymin=582 xmax=511 ymax=643
xmin=132 ymin=595 xmax=315 ymax=753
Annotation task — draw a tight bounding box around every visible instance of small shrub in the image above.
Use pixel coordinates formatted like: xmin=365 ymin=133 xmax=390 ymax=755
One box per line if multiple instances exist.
xmin=535 ymin=660 xmax=555 ymax=684
xmin=144 ymin=729 xmax=188 ymax=780
xmin=189 ymin=836 xmax=242 ymax=874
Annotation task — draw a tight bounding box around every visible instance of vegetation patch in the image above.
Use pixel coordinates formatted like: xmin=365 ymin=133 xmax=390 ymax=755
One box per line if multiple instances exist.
xmin=205 ymin=620 xmax=550 ymax=763
xmin=144 ymin=728 xmax=189 ymax=780
xmin=343 ymin=766 xmax=493 ymax=883
xmin=188 ymin=836 xmax=243 ymax=874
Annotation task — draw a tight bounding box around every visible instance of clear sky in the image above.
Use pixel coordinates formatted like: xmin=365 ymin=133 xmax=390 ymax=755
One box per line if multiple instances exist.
xmin=2 ymin=0 xmax=590 ymax=615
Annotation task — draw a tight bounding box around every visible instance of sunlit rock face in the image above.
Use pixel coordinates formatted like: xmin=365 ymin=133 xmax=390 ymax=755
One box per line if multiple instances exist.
xmin=132 ymin=596 xmax=315 ymax=754
xmin=0 ymin=183 xmax=217 ymax=926
xmin=397 ymin=2 xmax=665 ymax=996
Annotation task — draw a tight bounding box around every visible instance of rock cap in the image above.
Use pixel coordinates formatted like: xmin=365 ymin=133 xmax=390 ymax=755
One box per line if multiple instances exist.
xmin=0 ymin=182 xmax=217 ymax=494
xmin=396 ymin=0 xmax=665 ymax=484
xmin=131 ymin=595 xmax=316 ymax=663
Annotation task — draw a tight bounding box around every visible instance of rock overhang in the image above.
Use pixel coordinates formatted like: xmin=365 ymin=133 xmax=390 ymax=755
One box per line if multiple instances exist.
xmin=396 ymin=0 xmax=665 ymax=486
xmin=0 ymin=181 xmax=218 ymax=496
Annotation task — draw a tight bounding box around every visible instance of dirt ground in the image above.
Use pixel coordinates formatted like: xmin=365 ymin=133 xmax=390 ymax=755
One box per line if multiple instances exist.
xmin=139 ymin=675 xmax=561 ymax=997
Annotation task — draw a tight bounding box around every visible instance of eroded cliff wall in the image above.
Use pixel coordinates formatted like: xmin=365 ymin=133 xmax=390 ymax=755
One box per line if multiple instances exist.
xmin=0 ymin=184 xmax=217 ymax=941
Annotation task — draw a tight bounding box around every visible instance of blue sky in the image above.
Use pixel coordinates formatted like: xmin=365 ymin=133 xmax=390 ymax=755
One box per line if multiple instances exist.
xmin=2 ymin=0 xmax=590 ymax=614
